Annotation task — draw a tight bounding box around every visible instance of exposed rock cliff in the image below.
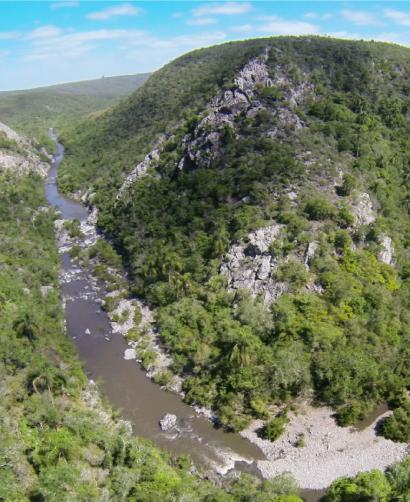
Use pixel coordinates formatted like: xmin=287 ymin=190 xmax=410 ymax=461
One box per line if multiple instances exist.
xmin=221 ymin=224 xmax=286 ymax=304
xmin=351 ymin=192 xmax=376 ymax=226
xmin=117 ymin=139 xmax=164 ymax=198
xmin=117 ymin=49 xmax=314 ymax=197
xmin=0 ymin=121 xmax=48 ymax=176
xmin=178 ymin=52 xmax=312 ymax=171
xmin=378 ymin=235 xmax=394 ymax=265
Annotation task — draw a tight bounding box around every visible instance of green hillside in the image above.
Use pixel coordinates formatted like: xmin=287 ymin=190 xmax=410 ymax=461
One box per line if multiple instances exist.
xmin=59 ymin=36 xmax=410 ymax=436
xmin=0 ymin=126 xmax=305 ymax=502
xmin=0 ymin=73 xmax=150 ymax=148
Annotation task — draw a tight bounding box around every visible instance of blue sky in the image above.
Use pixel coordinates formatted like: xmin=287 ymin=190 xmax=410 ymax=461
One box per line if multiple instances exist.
xmin=1 ymin=1 xmax=410 ymax=90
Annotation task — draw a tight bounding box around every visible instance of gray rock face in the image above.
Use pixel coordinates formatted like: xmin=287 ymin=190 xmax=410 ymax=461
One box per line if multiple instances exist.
xmin=351 ymin=192 xmax=376 ymax=226
xmin=0 ymin=121 xmax=49 ymax=177
xmin=179 ymin=55 xmax=273 ymax=170
xmin=221 ymin=224 xmax=286 ymax=304
xmin=178 ymin=53 xmax=314 ymax=171
xmin=378 ymin=235 xmax=394 ymax=265
xmin=118 ymin=148 xmax=161 ymax=197
xmin=159 ymin=413 xmax=177 ymax=431
xmin=304 ymin=241 xmax=319 ymax=269
xmin=117 ymin=51 xmax=314 ymax=196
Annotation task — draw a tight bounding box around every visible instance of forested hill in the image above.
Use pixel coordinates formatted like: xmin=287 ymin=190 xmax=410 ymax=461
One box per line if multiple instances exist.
xmin=0 ymin=73 xmax=150 ymax=148
xmin=60 ymin=37 xmax=410 ymax=438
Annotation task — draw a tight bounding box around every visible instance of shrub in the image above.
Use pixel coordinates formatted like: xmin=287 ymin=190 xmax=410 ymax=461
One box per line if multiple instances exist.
xmin=381 ymin=400 xmax=410 ymax=442
xmin=133 ymin=304 xmax=142 ymax=325
xmin=259 ymin=413 xmax=289 ymax=442
xmin=337 ymin=206 xmax=355 ymax=228
xmin=336 ymin=174 xmax=357 ymax=196
xmin=304 ymin=197 xmax=335 ymax=221
xmin=322 ymin=470 xmax=392 ymax=502
xmin=334 ymin=230 xmax=352 ymax=252
xmin=276 ymin=260 xmax=309 ymax=291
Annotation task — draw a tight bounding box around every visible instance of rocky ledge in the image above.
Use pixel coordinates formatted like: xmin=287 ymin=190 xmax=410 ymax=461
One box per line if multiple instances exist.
xmin=0 ymin=121 xmax=48 ymax=177
xmin=221 ymin=224 xmax=287 ymax=304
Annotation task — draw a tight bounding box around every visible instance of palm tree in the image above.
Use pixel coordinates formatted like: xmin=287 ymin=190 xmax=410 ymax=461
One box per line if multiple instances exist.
xmin=228 ymin=330 xmax=253 ymax=368
xmin=213 ymin=226 xmax=229 ymax=257
xmin=28 ymin=362 xmax=67 ymax=396
xmin=13 ymin=313 xmax=39 ymax=345
xmin=161 ymin=250 xmax=183 ymax=283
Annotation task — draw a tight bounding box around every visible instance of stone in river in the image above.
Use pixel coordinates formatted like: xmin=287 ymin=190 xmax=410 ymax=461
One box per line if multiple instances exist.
xmin=159 ymin=413 xmax=177 ymax=431
xmin=123 ymin=348 xmax=136 ymax=360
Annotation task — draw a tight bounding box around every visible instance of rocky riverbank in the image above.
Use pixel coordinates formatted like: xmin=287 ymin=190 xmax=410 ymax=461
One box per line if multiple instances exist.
xmin=240 ymin=402 xmax=409 ymax=489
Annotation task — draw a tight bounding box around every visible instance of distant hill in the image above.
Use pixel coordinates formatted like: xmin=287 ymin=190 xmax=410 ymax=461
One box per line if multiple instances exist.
xmin=0 ymin=73 xmax=150 ymax=147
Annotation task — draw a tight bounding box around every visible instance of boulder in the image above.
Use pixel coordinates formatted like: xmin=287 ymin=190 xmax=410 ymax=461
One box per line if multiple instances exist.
xmin=40 ymin=285 xmax=53 ymax=298
xmin=159 ymin=413 xmax=177 ymax=431
xmin=123 ymin=348 xmax=136 ymax=360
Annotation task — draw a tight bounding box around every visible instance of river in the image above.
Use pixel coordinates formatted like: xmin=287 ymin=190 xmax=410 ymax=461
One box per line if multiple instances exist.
xmin=44 ymin=137 xmax=268 ymax=477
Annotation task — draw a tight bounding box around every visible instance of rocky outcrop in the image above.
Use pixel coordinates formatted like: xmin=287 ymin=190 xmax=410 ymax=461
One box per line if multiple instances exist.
xmin=221 ymin=224 xmax=286 ymax=304
xmin=118 ymin=147 xmax=161 ymax=198
xmin=378 ymin=235 xmax=394 ymax=265
xmin=40 ymin=285 xmax=53 ymax=297
xmin=178 ymin=54 xmax=273 ymax=170
xmin=0 ymin=121 xmax=29 ymax=146
xmin=117 ymin=51 xmax=314 ymax=194
xmin=0 ymin=121 xmax=48 ymax=177
xmin=178 ymin=51 xmax=312 ymax=171
xmin=351 ymin=192 xmax=376 ymax=226
xmin=304 ymin=241 xmax=319 ymax=269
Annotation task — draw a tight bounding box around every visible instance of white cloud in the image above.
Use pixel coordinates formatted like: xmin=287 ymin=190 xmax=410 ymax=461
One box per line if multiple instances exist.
xmin=87 ymin=3 xmax=142 ymax=21
xmin=187 ymin=17 xmax=217 ymax=26
xmin=193 ymin=2 xmax=251 ymax=17
xmin=24 ymin=28 xmax=140 ymax=61
xmin=27 ymin=25 xmax=63 ymax=40
xmin=304 ymin=12 xmax=333 ymax=21
xmin=258 ymin=16 xmax=319 ymax=35
xmin=384 ymin=8 xmax=410 ymax=26
xmin=50 ymin=1 xmax=79 ymax=9
xmin=20 ymin=24 xmax=227 ymax=66
xmin=340 ymin=9 xmax=378 ymax=25
xmin=124 ymin=30 xmax=227 ymax=52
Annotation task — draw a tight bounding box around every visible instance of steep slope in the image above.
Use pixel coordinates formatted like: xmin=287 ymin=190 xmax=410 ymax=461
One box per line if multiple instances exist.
xmin=0 ymin=73 xmax=150 ymax=148
xmin=0 ymin=123 xmax=306 ymax=501
xmin=0 ymin=120 xmax=49 ymax=175
xmin=59 ymin=36 xmax=410 ymax=437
